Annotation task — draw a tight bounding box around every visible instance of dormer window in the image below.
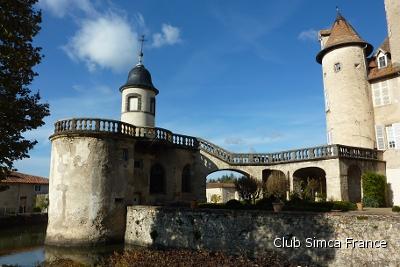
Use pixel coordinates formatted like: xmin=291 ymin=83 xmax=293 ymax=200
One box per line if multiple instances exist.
xmin=378 ymin=55 xmax=387 ymax=69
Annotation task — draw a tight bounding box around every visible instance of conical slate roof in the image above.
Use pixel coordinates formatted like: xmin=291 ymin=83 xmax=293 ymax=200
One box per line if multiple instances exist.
xmin=316 ymin=13 xmax=373 ymax=63
xmin=119 ymin=63 xmax=159 ymax=94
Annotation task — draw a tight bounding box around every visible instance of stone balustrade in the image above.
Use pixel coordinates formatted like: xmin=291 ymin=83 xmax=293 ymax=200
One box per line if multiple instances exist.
xmin=52 ymin=118 xmax=198 ymax=149
xmin=52 ymin=118 xmax=381 ymax=165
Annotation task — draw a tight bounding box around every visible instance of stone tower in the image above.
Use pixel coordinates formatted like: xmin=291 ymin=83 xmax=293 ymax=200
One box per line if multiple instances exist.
xmin=317 ymin=13 xmax=375 ymax=149
xmin=120 ymin=41 xmax=158 ymax=127
xmin=385 ymin=0 xmax=400 ymax=67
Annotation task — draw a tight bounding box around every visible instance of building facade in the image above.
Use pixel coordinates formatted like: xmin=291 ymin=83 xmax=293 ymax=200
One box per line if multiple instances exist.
xmin=0 ymin=172 xmax=49 ymax=215
xmin=206 ymin=183 xmax=240 ymax=203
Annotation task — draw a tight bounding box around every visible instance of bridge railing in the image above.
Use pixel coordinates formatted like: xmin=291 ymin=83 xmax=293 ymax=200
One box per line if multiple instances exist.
xmin=53 ymin=118 xmax=198 ymax=149
xmin=53 ymin=118 xmax=380 ymax=164
xmin=198 ymin=138 xmax=379 ymax=165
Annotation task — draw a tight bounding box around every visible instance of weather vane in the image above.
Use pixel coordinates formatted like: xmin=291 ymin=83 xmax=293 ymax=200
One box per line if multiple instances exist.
xmin=138 ymin=34 xmax=147 ymax=65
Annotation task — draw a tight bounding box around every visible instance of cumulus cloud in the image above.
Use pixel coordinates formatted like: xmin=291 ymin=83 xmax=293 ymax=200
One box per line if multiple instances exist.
xmin=152 ymin=24 xmax=182 ymax=48
xmin=62 ymin=14 xmax=138 ymax=72
xmin=298 ymin=29 xmax=318 ymax=41
xmin=39 ymin=0 xmax=95 ymax=17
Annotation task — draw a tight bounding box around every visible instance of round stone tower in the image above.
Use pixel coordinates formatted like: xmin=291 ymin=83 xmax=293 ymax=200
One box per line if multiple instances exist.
xmin=317 ymin=13 xmax=375 ymax=149
xmin=120 ymin=42 xmax=158 ymax=127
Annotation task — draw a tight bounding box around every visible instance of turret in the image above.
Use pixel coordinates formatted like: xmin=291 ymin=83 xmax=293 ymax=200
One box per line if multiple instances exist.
xmin=317 ymin=12 xmax=375 ymax=149
xmin=385 ymin=0 xmax=400 ymax=67
xmin=120 ymin=36 xmax=158 ymax=127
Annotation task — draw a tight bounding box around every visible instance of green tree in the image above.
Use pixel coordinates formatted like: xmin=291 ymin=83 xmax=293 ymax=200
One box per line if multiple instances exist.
xmin=362 ymin=172 xmax=386 ymax=207
xmin=0 ymin=0 xmax=49 ymax=178
xmin=234 ymin=175 xmax=263 ymax=204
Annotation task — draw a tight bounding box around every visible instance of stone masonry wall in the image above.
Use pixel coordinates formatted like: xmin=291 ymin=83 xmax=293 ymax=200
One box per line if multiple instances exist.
xmin=126 ymin=206 xmax=400 ymax=267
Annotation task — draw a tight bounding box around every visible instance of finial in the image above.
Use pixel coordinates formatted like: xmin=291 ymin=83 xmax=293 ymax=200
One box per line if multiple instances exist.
xmin=137 ymin=34 xmax=147 ymax=65
xmin=336 ymin=6 xmax=343 ymax=20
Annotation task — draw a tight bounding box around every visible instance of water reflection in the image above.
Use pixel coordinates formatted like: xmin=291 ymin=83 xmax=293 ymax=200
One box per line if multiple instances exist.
xmin=44 ymin=244 xmax=123 ymax=266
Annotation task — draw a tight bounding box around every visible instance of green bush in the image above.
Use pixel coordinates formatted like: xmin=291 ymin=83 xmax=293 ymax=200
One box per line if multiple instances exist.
xmin=331 ymin=201 xmax=356 ymax=211
xmin=392 ymin=206 xmax=400 ymax=212
xmin=255 ymin=196 xmax=275 ymax=210
xmin=33 ymin=206 xmax=42 ymax=212
xmin=362 ymin=172 xmax=386 ymax=207
xmin=284 ymin=200 xmax=333 ymax=212
xmin=362 ymin=196 xmax=380 ymax=208
xmin=225 ymin=199 xmax=243 ymax=209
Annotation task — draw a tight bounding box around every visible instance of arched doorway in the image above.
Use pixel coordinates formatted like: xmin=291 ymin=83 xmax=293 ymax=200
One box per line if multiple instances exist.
xmin=347 ymin=165 xmax=362 ymax=203
xmin=293 ymin=167 xmax=326 ymax=201
xmin=262 ymin=169 xmax=287 ymax=199
xmin=181 ymin=164 xmax=192 ymax=193
xmin=149 ymin=163 xmax=165 ymax=194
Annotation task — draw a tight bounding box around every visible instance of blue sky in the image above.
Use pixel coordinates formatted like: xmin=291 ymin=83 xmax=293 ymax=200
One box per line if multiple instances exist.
xmin=15 ymin=0 xmax=388 ymax=177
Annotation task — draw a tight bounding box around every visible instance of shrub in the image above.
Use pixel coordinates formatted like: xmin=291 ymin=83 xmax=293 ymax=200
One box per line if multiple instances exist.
xmin=362 ymin=172 xmax=386 ymax=207
xmin=392 ymin=206 xmax=400 ymax=212
xmin=362 ymin=196 xmax=380 ymax=208
xmin=225 ymin=199 xmax=243 ymax=209
xmin=210 ymin=194 xmax=222 ymax=204
xmin=284 ymin=199 xmax=333 ymax=212
xmin=331 ymin=201 xmax=356 ymax=211
xmin=33 ymin=206 xmax=42 ymax=212
xmin=255 ymin=196 xmax=275 ymax=210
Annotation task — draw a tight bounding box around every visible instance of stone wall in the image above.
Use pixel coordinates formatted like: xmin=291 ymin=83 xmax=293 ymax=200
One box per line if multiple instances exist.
xmin=126 ymin=206 xmax=400 ymax=266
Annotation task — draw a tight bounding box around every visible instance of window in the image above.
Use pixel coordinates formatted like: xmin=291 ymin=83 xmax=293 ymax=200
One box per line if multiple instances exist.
xmin=122 ymin=149 xmax=128 ymax=161
xmin=372 ymin=81 xmax=390 ymax=106
xmin=324 ymin=89 xmax=329 ymax=111
xmin=378 ymin=55 xmax=387 ymax=69
xmin=126 ymin=94 xmax=142 ymax=111
xmin=334 ymin=62 xmax=341 ymax=73
xmin=327 ymin=130 xmax=332 ymax=145
xmin=375 ymin=125 xmax=385 ymax=150
xmin=150 ymin=97 xmax=156 ymax=115
xmin=34 ymin=185 xmax=41 ymax=192
xmin=128 ymin=97 xmax=139 ymax=111
xmin=181 ymin=164 xmax=191 ymax=193
xmin=149 ymin=163 xmax=165 ymax=194
xmin=386 ymin=126 xmax=396 ymax=149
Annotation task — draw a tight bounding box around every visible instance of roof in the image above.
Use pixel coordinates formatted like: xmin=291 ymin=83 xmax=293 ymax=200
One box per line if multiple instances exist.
xmin=378 ymin=37 xmax=390 ymax=53
xmin=368 ymin=64 xmax=400 ymax=82
xmin=206 ymin=182 xmax=236 ymax=189
xmin=119 ymin=64 xmax=159 ymax=94
xmin=316 ymin=13 xmax=373 ymax=63
xmin=1 ymin=171 xmax=49 ymax=185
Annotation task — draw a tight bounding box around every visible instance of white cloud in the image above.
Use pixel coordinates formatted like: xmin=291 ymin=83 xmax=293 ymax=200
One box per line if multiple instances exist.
xmin=62 ymin=14 xmax=138 ymax=72
xmin=39 ymin=0 xmax=95 ymax=17
xmin=298 ymin=29 xmax=318 ymax=41
xmin=152 ymin=24 xmax=182 ymax=48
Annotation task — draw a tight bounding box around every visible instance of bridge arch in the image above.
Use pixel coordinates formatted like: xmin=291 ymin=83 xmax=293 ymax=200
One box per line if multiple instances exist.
xmin=293 ymin=167 xmax=327 ymax=200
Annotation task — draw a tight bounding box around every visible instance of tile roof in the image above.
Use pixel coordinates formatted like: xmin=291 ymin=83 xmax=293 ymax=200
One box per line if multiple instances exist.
xmin=368 ymin=64 xmax=400 ymax=82
xmin=378 ymin=37 xmax=390 ymax=53
xmin=206 ymin=182 xmax=236 ymax=189
xmin=316 ymin=14 xmax=373 ymax=63
xmin=1 ymin=171 xmax=49 ymax=185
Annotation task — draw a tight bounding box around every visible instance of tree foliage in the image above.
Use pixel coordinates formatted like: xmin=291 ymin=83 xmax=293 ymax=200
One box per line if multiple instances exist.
xmin=234 ymin=176 xmax=264 ymax=204
xmin=362 ymin=172 xmax=386 ymax=207
xmin=208 ymin=173 xmax=237 ymax=183
xmin=0 ymin=0 xmax=49 ymax=178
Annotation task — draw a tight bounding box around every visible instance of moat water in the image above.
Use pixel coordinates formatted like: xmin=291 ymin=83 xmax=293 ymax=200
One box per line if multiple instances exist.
xmin=0 ymin=224 xmax=123 ymax=266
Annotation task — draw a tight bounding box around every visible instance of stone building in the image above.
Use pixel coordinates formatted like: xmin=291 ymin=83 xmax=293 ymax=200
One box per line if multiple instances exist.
xmin=46 ymin=1 xmax=399 ymax=246
xmin=0 ymin=172 xmax=49 ymax=215
xmin=317 ymin=0 xmax=400 ymax=206
xmin=206 ymin=182 xmax=239 ymax=203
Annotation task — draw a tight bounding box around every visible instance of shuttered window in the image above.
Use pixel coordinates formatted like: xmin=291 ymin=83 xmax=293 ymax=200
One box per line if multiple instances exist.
xmin=386 ymin=126 xmax=396 ymax=149
xmin=372 ymin=81 xmax=390 ymax=107
xmin=375 ymin=125 xmax=385 ymax=150
xmin=393 ymin=123 xmax=400 ymax=149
